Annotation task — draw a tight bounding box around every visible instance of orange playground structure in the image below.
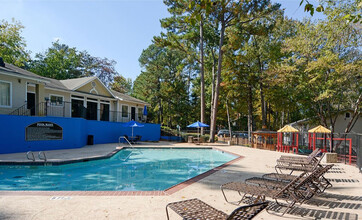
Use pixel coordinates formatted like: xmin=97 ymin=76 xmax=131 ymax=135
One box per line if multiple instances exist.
xmin=277 ymin=125 xmax=299 ymax=153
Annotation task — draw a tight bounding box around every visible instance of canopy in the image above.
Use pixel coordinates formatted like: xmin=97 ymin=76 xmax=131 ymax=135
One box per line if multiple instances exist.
xmin=187 ymin=121 xmax=209 ymax=142
xmin=143 ymin=106 xmax=148 ymax=116
xmin=123 ymin=120 xmax=145 ymax=128
xmin=187 ymin=121 xmax=209 ymax=128
xmin=277 ymin=125 xmax=299 ymax=133
xmin=123 ymin=120 xmax=144 ymax=138
xmin=308 ymin=125 xmax=331 ymax=133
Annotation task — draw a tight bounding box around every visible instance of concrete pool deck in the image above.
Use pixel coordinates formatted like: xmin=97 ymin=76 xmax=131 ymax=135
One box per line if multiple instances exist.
xmin=0 ymin=142 xmax=361 ymax=219
xmin=0 ymin=141 xmax=212 ymax=163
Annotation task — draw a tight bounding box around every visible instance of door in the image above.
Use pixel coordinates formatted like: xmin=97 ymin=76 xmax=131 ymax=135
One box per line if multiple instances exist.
xmin=71 ymin=99 xmax=85 ymax=118
xmin=86 ymin=101 xmax=98 ymax=120
xmin=131 ymin=107 xmax=136 ymax=120
xmin=27 ymin=93 xmax=35 ymax=116
xmin=100 ymin=103 xmax=109 ymax=121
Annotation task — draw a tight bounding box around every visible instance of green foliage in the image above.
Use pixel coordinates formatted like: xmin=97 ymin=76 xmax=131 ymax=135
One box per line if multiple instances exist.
xmin=142 ymin=0 xmax=360 ymax=136
xmin=301 ymin=0 xmax=361 ymax=23
xmin=0 ymin=19 xmax=30 ymax=66
xmin=133 ymin=44 xmax=193 ymax=127
xmin=110 ymin=75 xmax=133 ymax=94
xmin=28 ymin=41 xmax=118 ymax=85
xmin=28 ymin=41 xmax=84 ymax=79
xmin=273 ymin=3 xmax=361 ymax=130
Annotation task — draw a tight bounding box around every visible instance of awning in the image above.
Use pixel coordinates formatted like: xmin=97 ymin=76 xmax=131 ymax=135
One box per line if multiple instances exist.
xmin=308 ymin=125 xmax=331 ymax=133
xmin=277 ymin=125 xmax=299 ymax=133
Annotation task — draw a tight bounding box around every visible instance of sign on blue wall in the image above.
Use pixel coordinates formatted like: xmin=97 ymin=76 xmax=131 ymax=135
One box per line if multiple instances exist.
xmin=0 ymin=115 xmax=161 ymax=154
xmin=26 ymin=121 xmax=63 ymax=141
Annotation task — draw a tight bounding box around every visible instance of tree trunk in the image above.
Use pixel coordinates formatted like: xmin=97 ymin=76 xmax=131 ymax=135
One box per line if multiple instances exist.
xmin=273 ymin=111 xmax=278 ymax=130
xmin=267 ymin=102 xmax=271 ymax=129
xmin=226 ymin=100 xmax=232 ymax=142
xmin=159 ymin=101 xmax=163 ymax=125
xmin=345 ymin=94 xmax=361 ymax=134
xmin=209 ymin=18 xmax=226 ymax=143
xmin=210 ymin=50 xmax=217 ymax=127
xmin=255 ymin=36 xmax=266 ymax=128
xmin=247 ymin=83 xmax=253 ymax=142
xmin=260 ymin=83 xmax=266 ymax=127
xmin=200 ymin=18 xmax=205 ymax=135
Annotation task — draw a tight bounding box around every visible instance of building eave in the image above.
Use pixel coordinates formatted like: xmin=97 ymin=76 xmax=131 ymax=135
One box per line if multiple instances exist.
xmin=0 ymin=70 xmax=49 ymax=83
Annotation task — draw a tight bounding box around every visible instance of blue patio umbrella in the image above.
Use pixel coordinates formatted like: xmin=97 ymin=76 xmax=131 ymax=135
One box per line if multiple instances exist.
xmin=143 ymin=106 xmax=148 ymax=116
xmin=187 ymin=121 xmax=209 ymax=139
xmin=187 ymin=121 xmax=209 ymax=128
xmin=123 ymin=120 xmax=144 ymax=138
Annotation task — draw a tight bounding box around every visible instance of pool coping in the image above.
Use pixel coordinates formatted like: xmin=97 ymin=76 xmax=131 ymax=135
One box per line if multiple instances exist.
xmin=0 ymin=147 xmax=243 ymax=196
xmin=0 ymin=147 xmax=124 ymax=166
xmin=0 ymin=146 xmax=213 ymax=166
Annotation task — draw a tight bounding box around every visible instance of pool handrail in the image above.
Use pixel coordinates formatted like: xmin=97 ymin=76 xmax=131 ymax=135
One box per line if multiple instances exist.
xmin=119 ymin=136 xmax=143 ymax=156
xmin=38 ymin=151 xmax=47 ymax=162
xmin=119 ymin=136 xmax=133 ymax=147
xmin=26 ymin=151 xmax=35 ymax=161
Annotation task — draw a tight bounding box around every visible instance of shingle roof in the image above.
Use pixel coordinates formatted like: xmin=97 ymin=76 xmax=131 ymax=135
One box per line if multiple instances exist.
xmin=0 ymin=63 xmax=71 ymax=91
xmin=0 ymin=63 xmax=48 ymax=82
xmin=277 ymin=125 xmax=299 ymax=133
xmin=110 ymin=89 xmax=149 ymax=106
xmin=44 ymin=77 xmax=70 ymax=91
xmin=308 ymin=125 xmax=331 ymax=133
xmin=0 ymin=62 xmax=149 ymax=105
xmin=60 ymin=77 xmax=97 ymax=90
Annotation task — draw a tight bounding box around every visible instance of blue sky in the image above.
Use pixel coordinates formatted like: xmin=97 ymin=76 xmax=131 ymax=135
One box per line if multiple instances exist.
xmin=0 ymin=0 xmax=323 ymax=81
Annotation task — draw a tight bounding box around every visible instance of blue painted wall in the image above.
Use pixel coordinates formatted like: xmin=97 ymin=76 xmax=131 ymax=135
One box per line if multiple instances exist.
xmin=86 ymin=120 xmax=160 ymax=144
xmin=0 ymin=115 xmax=160 ymax=154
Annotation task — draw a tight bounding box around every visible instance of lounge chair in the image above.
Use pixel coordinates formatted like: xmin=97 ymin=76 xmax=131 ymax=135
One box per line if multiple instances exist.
xmin=166 ymin=198 xmax=268 ymax=220
xmin=275 ymin=152 xmax=325 ymax=174
xmin=262 ymin=169 xmax=333 ymax=193
xmin=246 ymin=164 xmax=333 ymax=194
xmin=220 ymin=165 xmax=333 ymax=216
xmin=278 ymin=149 xmax=321 ymax=163
xmin=135 ymin=135 xmax=142 ymax=143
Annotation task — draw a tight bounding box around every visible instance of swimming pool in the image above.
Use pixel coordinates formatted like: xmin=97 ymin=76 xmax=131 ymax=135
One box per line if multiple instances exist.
xmin=0 ymin=148 xmax=237 ymax=191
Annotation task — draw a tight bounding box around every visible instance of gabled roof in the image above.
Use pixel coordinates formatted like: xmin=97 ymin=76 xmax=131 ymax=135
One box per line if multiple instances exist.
xmin=60 ymin=76 xmax=97 ymax=90
xmin=44 ymin=77 xmax=70 ymax=91
xmin=61 ymin=76 xmax=115 ymax=98
xmin=278 ymin=125 xmax=299 ymax=133
xmin=0 ymin=62 xmax=149 ymax=105
xmin=308 ymin=125 xmax=331 ymax=133
xmin=110 ymin=89 xmax=149 ymax=106
xmin=0 ymin=63 xmax=48 ymax=82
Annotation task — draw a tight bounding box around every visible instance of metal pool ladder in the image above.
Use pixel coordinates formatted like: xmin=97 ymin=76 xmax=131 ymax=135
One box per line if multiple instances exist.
xmin=119 ymin=136 xmax=133 ymax=147
xmin=118 ymin=136 xmax=143 ymax=161
xmin=38 ymin=151 xmax=47 ymax=162
xmin=26 ymin=151 xmax=35 ymax=161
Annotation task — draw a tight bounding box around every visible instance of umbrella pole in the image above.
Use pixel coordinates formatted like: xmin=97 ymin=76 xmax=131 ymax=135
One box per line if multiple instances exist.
xmin=198 ymin=127 xmax=200 ymax=144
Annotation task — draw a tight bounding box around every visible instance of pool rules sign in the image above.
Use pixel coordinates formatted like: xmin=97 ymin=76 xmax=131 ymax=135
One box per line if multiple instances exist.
xmin=26 ymin=122 xmax=63 ymax=141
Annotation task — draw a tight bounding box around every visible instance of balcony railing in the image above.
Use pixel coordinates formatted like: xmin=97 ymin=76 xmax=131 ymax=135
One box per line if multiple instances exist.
xmin=9 ymin=101 xmax=146 ymax=123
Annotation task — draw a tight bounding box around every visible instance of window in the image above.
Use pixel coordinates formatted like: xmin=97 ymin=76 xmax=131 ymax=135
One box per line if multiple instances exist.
xmin=345 ymin=112 xmax=350 ymax=119
xmin=138 ymin=108 xmax=143 ymax=120
xmin=122 ymin=105 xmax=128 ymax=117
xmin=0 ymin=81 xmax=11 ymax=107
xmin=50 ymin=95 xmax=63 ymax=106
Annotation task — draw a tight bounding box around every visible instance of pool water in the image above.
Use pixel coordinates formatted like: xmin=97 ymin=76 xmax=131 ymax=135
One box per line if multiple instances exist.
xmin=0 ymin=148 xmax=237 ymax=191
